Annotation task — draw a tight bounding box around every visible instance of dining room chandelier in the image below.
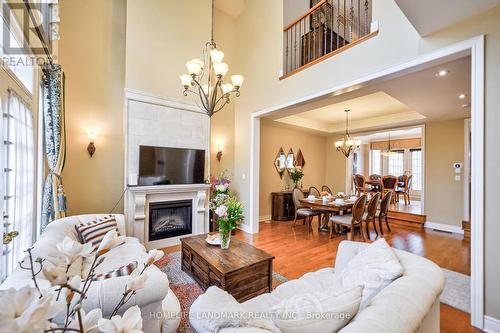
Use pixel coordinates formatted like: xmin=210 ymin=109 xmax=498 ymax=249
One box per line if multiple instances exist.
xmin=381 ymin=133 xmax=398 ymax=157
xmin=335 ymin=109 xmax=361 ymax=158
xmin=179 ymin=0 xmax=244 ymax=117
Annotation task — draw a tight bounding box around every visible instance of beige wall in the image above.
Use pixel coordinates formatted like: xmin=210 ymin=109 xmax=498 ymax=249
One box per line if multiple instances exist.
xmin=125 ymin=0 xmax=236 ymax=179
xmin=425 ymin=120 xmax=465 ymax=227
xmin=324 ymin=136 xmax=348 ymax=194
xmin=259 ymin=124 xmax=327 ymax=218
xmin=233 ymin=1 xmax=500 ymax=318
xmin=58 ymin=0 xmax=126 ymax=215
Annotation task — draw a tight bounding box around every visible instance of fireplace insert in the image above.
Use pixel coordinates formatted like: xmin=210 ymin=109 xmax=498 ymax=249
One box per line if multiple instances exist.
xmin=149 ymin=200 xmax=192 ymax=241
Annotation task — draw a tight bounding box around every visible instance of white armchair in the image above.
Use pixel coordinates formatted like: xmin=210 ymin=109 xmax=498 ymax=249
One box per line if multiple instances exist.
xmin=0 ymin=214 xmax=181 ymax=333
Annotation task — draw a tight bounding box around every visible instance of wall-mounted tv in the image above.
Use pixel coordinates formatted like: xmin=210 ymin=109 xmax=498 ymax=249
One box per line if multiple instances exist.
xmin=138 ymin=146 xmax=205 ymax=186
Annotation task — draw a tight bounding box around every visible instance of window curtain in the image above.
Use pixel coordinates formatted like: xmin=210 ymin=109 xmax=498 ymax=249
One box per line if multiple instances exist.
xmin=41 ymin=63 xmax=67 ymax=230
xmin=7 ymin=89 xmax=35 ymax=264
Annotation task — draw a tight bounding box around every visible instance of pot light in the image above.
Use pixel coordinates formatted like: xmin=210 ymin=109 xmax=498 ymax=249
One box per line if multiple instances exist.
xmin=435 ymin=69 xmax=450 ymax=77
xmin=458 ymin=93 xmax=466 ymax=99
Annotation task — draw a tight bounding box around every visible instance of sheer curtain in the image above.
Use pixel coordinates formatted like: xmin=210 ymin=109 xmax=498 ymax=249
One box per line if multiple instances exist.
xmin=7 ymin=90 xmax=35 ymax=266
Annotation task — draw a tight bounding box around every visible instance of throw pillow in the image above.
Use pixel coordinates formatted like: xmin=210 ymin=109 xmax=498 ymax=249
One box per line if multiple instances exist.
xmin=92 ymin=261 xmax=138 ymax=281
xmin=75 ymin=215 xmax=120 ymax=253
xmin=339 ymin=238 xmax=404 ymax=309
xmin=271 ymin=285 xmax=363 ymax=333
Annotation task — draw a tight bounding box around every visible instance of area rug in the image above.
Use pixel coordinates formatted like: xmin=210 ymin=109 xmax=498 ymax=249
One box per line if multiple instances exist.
xmin=155 ymin=251 xmax=288 ymax=333
xmin=440 ymin=268 xmax=471 ymax=313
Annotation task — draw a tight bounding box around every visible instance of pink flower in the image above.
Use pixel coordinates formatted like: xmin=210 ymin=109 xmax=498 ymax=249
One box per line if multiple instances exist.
xmin=215 ymin=205 xmax=228 ymax=217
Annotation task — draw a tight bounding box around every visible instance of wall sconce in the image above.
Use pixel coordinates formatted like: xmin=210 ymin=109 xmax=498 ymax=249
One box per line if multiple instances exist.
xmin=87 ymin=130 xmax=96 ymax=157
xmin=216 ymin=143 xmax=224 ymax=162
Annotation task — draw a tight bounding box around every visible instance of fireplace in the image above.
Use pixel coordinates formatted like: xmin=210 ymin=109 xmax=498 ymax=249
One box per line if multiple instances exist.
xmin=149 ymin=200 xmax=192 ymax=241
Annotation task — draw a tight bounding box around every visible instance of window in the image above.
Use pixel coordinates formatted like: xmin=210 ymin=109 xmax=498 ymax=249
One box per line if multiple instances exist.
xmin=387 ymin=151 xmax=404 ymax=176
xmin=411 ymin=149 xmax=422 ymax=191
xmin=352 ymin=152 xmax=359 ymax=174
xmin=2 ymin=91 xmax=35 ymax=275
xmin=370 ymin=150 xmax=381 ymax=175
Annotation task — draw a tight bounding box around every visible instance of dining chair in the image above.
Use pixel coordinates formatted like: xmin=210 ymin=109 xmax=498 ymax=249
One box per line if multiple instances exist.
xmin=292 ymin=187 xmax=322 ymax=233
xmin=328 ymin=194 xmax=367 ymax=241
xmin=378 ymin=190 xmax=393 ymax=234
xmin=309 ymin=186 xmax=321 ymax=197
xmin=369 ymin=174 xmax=381 ymax=181
xmin=382 ymin=175 xmax=398 ymax=205
xmin=354 ymin=174 xmax=368 ymax=196
xmin=396 ymin=175 xmax=413 ymax=205
xmin=363 ymin=192 xmax=381 ymax=240
xmin=321 ymin=185 xmax=333 ymax=195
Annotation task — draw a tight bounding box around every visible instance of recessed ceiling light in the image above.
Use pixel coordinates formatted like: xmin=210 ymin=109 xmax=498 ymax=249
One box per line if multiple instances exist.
xmin=436 ymin=69 xmax=450 ymax=77
xmin=459 ymin=93 xmax=466 ymax=99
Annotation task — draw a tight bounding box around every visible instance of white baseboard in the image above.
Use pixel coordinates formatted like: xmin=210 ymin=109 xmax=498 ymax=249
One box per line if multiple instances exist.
xmin=259 ymin=215 xmax=271 ymax=222
xmin=485 ymin=315 xmax=500 ymax=333
xmin=424 ymin=222 xmax=464 ymax=235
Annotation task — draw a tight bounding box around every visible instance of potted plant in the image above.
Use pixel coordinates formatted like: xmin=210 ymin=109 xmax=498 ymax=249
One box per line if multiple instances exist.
xmin=288 ymin=167 xmax=304 ymax=188
xmin=213 ymin=196 xmax=244 ymax=249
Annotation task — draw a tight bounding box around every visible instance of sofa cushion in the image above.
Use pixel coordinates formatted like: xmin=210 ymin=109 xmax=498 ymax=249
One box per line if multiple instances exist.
xmin=93 ymin=260 xmax=138 ymax=281
xmin=271 ymin=285 xmax=362 ymax=333
xmin=339 ymin=238 xmax=403 ymax=309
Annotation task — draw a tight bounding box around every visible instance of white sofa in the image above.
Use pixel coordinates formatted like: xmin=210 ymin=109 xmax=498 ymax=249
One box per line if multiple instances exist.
xmin=190 ymin=240 xmax=445 ymax=333
xmin=0 ymin=214 xmax=181 ymax=333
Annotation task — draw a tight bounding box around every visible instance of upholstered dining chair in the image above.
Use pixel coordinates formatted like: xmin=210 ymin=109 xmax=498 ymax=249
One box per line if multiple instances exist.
xmin=378 ymin=190 xmax=393 ymax=235
xmin=396 ymin=175 xmax=413 ymax=205
xmin=309 ymin=186 xmax=321 ymax=197
xmin=354 ymin=174 xmax=368 ymax=196
xmin=292 ymin=188 xmax=322 ymax=233
xmin=321 ymin=185 xmax=333 ymax=195
xmin=363 ymin=192 xmax=381 ymax=240
xmin=328 ymin=194 xmax=367 ymax=241
xmin=382 ymin=175 xmax=398 ymax=204
xmin=369 ymin=174 xmax=381 ymax=181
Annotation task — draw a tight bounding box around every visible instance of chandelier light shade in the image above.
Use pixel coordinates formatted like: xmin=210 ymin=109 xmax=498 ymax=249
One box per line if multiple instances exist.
xmin=381 ymin=133 xmax=398 ymax=157
xmin=335 ymin=109 xmax=361 ymax=158
xmin=180 ymin=0 xmax=243 ymax=117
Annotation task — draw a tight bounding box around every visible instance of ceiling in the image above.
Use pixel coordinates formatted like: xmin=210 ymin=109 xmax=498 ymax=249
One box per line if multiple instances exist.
xmin=215 ymin=0 xmax=246 ymax=18
xmin=270 ymin=55 xmax=471 ymax=135
xmin=355 ymin=127 xmax=422 ymax=143
xmin=395 ymin=0 xmax=500 ymax=36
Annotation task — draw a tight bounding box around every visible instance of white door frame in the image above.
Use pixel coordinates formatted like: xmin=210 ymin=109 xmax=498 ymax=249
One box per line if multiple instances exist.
xmin=250 ymin=35 xmax=485 ymax=328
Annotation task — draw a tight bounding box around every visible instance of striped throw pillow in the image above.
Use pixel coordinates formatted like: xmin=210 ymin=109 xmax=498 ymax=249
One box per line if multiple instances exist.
xmin=92 ymin=261 xmax=138 ymax=281
xmin=75 ymin=215 xmax=120 ymax=253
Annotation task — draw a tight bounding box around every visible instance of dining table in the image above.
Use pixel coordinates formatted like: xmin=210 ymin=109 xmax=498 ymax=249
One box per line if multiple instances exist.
xmin=299 ymin=197 xmax=356 ymax=234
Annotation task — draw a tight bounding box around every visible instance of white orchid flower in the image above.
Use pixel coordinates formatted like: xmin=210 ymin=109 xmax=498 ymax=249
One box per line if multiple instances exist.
xmin=56 ymin=236 xmax=93 ymax=265
xmin=42 ymin=266 xmax=68 ymax=286
xmin=146 ymin=249 xmax=164 ymax=265
xmin=0 ymin=286 xmax=63 ymax=333
xmin=97 ymin=230 xmax=125 ymax=255
xmin=68 ymin=308 xmax=102 ymax=333
xmin=126 ymin=268 xmax=148 ymax=292
xmin=97 ymin=305 xmax=143 ymax=333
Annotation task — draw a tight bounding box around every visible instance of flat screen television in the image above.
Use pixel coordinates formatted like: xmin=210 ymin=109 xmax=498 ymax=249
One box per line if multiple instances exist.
xmin=138 ymin=146 xmax=205 ymax=186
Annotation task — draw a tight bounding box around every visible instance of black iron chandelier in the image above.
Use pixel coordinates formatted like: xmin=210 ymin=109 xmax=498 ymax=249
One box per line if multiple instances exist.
xmin=180 ymin=0 xmax=244 ymax=117
xmin=335 ymin=109 xmax=362 ymax=158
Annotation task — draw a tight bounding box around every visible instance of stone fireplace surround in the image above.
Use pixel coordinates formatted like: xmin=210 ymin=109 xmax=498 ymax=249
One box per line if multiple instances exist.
xmin=124 ymin=89 xmax=211 ymax=249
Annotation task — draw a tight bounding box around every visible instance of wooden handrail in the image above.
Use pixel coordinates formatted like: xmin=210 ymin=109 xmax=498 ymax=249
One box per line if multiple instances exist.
xmin=283 ymin=0 xmax=328 ymax=32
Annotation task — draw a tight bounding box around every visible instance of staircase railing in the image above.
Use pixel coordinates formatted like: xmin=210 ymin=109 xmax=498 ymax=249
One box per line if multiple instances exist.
xmin=282 ymin=0 xmax=373 ymax=79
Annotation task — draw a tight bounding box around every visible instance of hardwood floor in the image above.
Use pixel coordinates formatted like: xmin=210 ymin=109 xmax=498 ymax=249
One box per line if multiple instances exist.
xmin=163 ymin=217 xmax=477 ymax=332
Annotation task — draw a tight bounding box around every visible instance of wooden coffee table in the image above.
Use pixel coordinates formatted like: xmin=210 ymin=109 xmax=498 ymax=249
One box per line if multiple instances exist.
xmin=180 ymin=233 xmax=275 ymax=302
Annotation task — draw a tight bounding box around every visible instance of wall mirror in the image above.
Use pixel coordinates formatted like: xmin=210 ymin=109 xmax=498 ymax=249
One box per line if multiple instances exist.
xmin=286 ymin=148 xmax=295 ymax=171
xmin=274 ymin=147 xmax=287 ymax=178
xmin=296 ymin=149 xmax=306 ymax=169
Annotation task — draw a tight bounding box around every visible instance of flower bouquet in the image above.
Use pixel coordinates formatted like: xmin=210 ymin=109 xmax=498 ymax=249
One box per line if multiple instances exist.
xmin=288 ymin=167 xmax=304 ymax=188
xmin=210 ymin=170 xmax=231 ymax=195
xmin=212 ymin=196 xmax=244 ymax=249
xmin=0 ymin=230 xmax=164 ymax=333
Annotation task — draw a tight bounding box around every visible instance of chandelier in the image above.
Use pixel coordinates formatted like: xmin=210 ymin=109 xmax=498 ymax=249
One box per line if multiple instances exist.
xmin=179 ymin=0 xmax=243 ymax=117
xmin=381 ymin=133 xmax=398 ymax=157
xmin=335 ymin=109 xmax=361 ymax=158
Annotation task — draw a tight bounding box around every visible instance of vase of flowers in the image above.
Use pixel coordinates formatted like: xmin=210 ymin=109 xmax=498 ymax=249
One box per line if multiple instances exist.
xmin=210 ymin=170 xmax=231 ymax=195
xmin=213 ymin=196 xmax=244 ymax=249
xmin=288 ymin=167 xmax=304 ymax=188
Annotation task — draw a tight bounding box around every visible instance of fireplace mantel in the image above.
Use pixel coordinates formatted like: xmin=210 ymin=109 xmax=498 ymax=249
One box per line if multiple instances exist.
xmin=125 ymin=184 xmax=211 ymax=249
